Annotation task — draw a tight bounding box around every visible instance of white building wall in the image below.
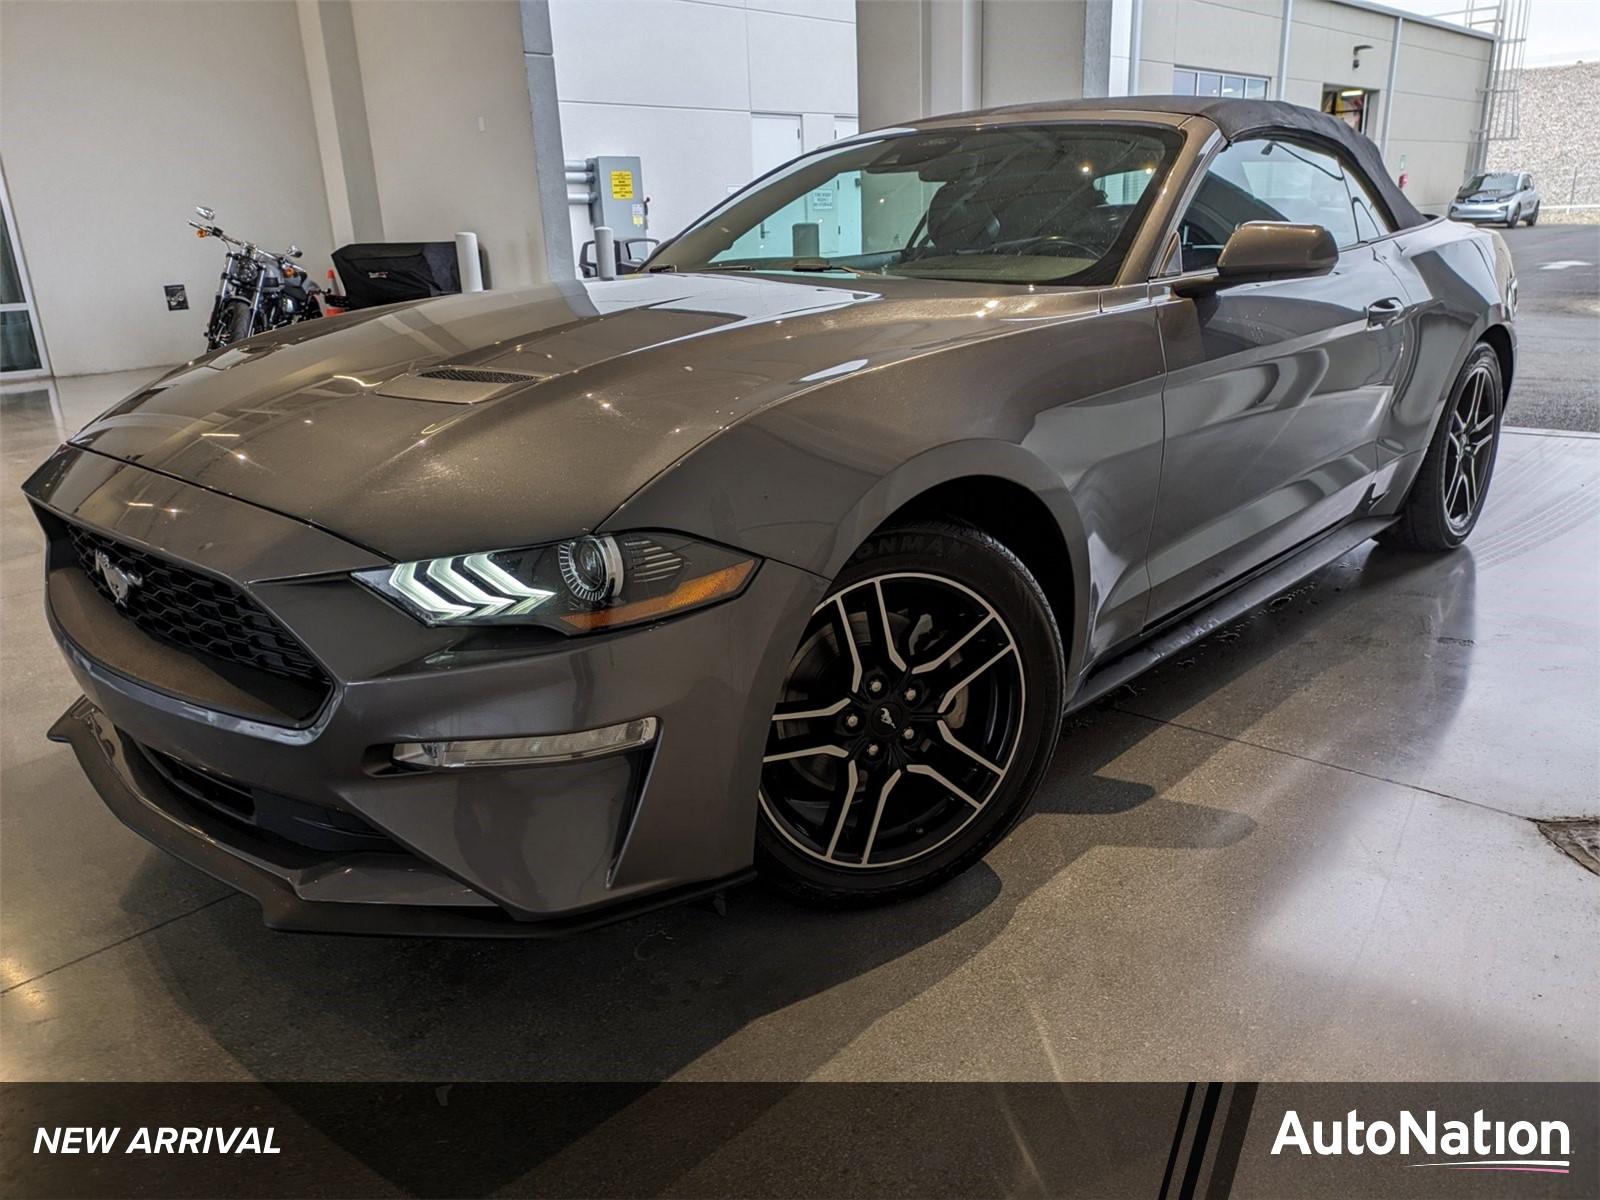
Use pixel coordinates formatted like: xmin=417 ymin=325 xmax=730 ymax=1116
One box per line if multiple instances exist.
xmin=349 ymin=0 xmax=552 ymax=288
xmin=0 ymin=0 xmax=560 ymax=377
xmin=1116 ymin=0 xmax=1491 ymax=214
xmin=0 ymin=0 xmax=336 ymax=376
xmin=550 ymin=0 xmax=857 ymax=267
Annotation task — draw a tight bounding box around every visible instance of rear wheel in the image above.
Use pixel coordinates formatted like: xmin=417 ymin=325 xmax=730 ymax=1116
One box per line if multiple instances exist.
xmin=756 ymin=521 xmax=1064 ymax=905
xmin=1379 ymin=342 xmax=1504 ymax=551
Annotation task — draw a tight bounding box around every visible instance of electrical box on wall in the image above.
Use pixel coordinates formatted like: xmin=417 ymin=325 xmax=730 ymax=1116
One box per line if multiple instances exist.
xmin=588 ymin=155 xmax=647 ymax=237
xmin=164 ymin=284 xmax=188 ymax=311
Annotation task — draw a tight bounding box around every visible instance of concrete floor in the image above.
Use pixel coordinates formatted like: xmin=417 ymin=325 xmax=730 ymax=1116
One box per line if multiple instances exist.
xmin=1498 ymin=224 xmax=1600 ymax=432
xmin=3 ymin=322 xmax=1598 ymax=1084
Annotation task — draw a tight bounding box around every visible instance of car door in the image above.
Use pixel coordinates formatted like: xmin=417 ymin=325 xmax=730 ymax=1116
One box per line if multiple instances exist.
xmin=1144 ymin=135 xmax=1410 ymax=620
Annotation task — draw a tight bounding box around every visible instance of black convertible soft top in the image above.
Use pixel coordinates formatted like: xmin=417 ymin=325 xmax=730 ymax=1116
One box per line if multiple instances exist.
xmin=915 ymin=96 xmax=1428 ymax=230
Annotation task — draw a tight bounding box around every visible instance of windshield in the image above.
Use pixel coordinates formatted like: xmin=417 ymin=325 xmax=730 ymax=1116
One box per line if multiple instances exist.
xmin=648 ymin=123 xmax=1183 ymax=285
xmin=1462 ymin=173 xmax=1520 ymax=195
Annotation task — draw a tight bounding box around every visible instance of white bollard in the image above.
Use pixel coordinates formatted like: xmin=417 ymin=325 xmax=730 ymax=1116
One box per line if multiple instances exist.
xmin=455 ymin=231 xmax=484 ymax=292
xmin=594 ymin=226 xmax=617 ymax=280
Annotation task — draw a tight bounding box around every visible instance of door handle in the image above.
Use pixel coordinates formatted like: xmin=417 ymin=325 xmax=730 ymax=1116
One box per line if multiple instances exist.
xmin=1366 ymin=297 xmax=1406 ymax=326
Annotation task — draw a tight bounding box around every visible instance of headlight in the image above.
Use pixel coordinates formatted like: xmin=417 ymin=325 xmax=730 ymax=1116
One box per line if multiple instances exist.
xmin=353 ymin=532 xmax=758 ymax=633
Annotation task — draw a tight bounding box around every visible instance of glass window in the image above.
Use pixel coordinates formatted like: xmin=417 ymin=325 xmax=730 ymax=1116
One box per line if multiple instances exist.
xmin=0 ymin=311 xmax=42 ymax=372
xmin=1346 ymin=164 xmax=1394 ymax=243
xmin=1173 ymin=69 xmax=1197 ymax=95
xmin=1221 ymin=75 xmax=1244 ymax=98
xmin=1245 ymin=77 xmax=1269 ymax=99
xmin=1196 ymin=72 xmax=1222 ymax=97
xmin=1178 ymin=137 xmax=1395 ymax=265
xmin=0 ymin=208 xmax=23 ymax=305
xmin=652 ymin=124 xmax=1182 ymax=285
xmin=1463 ymin=172 xmax=1520 ymax=195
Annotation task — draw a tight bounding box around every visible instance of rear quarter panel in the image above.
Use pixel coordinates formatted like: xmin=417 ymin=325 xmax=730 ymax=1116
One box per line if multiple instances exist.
xmin=1372 ymin=219 xmax=1512 ymax=505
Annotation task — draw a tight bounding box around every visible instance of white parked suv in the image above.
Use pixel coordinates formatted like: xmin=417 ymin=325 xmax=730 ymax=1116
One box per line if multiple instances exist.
xmin=1450 ymin=171 xmax=1541 ymax=227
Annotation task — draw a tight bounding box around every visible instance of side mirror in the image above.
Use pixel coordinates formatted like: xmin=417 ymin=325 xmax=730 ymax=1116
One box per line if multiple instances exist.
xmin=195 ymin=206 xmax=215 ymax=221
xmin=1174 ymin=222 xmax=1338 ymax=295
xmin=288 ymin=245 xmax=302 ymax=258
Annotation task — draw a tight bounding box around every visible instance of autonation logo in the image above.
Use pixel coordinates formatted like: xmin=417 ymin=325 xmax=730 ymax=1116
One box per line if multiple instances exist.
xmin=1272 ymin=1108 xmax=1572 ymax=1175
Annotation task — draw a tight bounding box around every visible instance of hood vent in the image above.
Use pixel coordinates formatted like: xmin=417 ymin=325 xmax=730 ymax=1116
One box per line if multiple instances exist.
xmin=376 ymin=366 xmax=548 ymax=405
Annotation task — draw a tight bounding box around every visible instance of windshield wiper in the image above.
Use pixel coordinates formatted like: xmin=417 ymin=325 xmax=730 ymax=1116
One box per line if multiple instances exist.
xmin=695 ymin=259 xmax=859 ymax=275
xmin=786 ymin=258 xmax=859 ymax=274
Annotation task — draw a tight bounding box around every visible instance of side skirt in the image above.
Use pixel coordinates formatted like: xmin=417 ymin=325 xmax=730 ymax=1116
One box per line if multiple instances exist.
xmin=1067 ymin=516 xmax=1394 ymax=713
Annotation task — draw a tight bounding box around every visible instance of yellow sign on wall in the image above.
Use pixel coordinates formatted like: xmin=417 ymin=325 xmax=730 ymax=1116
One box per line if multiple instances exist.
xmin=610 ymin=170 xmax=635 ymax=200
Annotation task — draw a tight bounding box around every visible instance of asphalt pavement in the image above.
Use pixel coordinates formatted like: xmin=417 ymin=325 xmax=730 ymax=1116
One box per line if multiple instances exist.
xmin=1495 ymin=222 xmax=1599 ymax=431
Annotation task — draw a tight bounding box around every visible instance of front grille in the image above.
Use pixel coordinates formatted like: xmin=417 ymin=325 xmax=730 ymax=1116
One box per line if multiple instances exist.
xmin=66 ymin=524 xmax=327 ymax=688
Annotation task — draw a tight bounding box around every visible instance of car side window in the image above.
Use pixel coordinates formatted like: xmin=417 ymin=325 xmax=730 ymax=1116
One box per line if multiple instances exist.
xmin=1176 ymin=137 xmax=1393 ymax=270
xmin=1345 ymin=165 xmax=1394 ymax=243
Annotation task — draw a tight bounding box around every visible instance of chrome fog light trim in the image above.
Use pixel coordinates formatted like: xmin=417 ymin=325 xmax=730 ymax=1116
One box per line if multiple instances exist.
xmin=394 ymin=718 xmax=658 ymax=769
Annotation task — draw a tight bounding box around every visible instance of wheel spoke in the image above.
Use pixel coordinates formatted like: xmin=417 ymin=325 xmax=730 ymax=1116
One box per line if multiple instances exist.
xmin=1446 ymin=467 xmax=1467 ymax=516
xmin=763 ymin=743 xmax=849 ymax=764
xmin=1461 ymin=460 xmax=1478 ymax=511
xmin=830 ymin=595 xmax=863 ymax=693
xmin=936 ymin=719 xmax=1003 ymax=776
xmin=910 ymin=613 xmax=992 ymax=676
xmin=823 ymin=761 xmax=861 ymax=860
xmin=905 ymin=762 xmax=983 ymax=809
xmin=860 ymin=769 xmax=902 ymax=864
xmin=770 ymin=697 xmax=850 ymax=723
xmin=938 ymin=642 xmax=1015 ymax=713
xmin=873 ymin=579 xmax=907 ymax=671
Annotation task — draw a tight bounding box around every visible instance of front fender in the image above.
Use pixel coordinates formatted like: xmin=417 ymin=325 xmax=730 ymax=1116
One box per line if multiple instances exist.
xmin=606 ymin=422 xmax=1094 ymax=682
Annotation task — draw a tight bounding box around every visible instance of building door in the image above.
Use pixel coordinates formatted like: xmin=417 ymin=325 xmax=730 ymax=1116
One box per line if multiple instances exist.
xmin=1 ymin=160 xmax=49 ymax=379
xmin=1322 ymin=87 xmax=1372 ymax=133
xmin=751 ymin=113 xmax=803 ymax=179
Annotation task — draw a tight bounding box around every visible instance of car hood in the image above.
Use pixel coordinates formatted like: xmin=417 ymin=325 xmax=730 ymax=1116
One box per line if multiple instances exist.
xmin=67 ymin=272 xmax=1080 ymax=563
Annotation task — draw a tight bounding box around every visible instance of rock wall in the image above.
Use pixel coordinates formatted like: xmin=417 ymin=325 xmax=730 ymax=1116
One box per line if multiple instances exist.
xmin=1487 ymin=61 xmax=1600 ymax=219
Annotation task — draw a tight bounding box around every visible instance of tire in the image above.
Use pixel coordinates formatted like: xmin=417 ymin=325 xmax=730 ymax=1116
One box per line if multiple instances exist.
xmin=1526 ymin=204 xmax=1539 ymax=226
xmin=215 ymin=299 xmax=254 ymax=347
xmin=1379 ymin=342 xmax=1504 ymax=552
xmin=756 ymin=520 xmax=1064 ymax=906
xmin=1505 ymin=205 xmax=1520 ymax=229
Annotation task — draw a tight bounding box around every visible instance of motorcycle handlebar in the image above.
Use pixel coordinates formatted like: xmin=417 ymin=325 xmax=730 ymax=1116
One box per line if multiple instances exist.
xmin=188 ymin=220 xmax=303 ymax=266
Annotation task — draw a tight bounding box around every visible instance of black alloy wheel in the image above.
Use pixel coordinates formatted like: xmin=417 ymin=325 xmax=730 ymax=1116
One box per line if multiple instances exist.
xmin=1381 ymin=342 xmax=1504 ymax=551
xmin=756 ymin=521 xmax=1063 ymax=904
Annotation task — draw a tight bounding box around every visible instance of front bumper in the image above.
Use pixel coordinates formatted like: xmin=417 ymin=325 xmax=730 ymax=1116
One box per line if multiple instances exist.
xmin=26 ymin=448 xmax=825 ymax=935
xmin=1449 ymin=205 xmax=1511 ymax=222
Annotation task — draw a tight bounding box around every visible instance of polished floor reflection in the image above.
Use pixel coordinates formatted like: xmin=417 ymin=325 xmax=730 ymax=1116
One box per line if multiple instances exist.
xmin=2 ymin=369 xmax=1597 ymax=1082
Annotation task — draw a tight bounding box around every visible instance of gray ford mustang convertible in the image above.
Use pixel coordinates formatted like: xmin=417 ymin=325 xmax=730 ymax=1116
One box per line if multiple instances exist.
xmin=25 ymin=97 xmax=1514 ymax=935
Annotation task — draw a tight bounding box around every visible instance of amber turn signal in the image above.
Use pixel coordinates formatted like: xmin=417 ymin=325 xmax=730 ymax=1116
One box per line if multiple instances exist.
xmin=557 ymin=560 xmax=756 ymax=632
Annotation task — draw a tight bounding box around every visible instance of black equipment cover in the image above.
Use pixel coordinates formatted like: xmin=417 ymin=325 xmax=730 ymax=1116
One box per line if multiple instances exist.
xmin=331 ymin=243 xmax=462 ymax=310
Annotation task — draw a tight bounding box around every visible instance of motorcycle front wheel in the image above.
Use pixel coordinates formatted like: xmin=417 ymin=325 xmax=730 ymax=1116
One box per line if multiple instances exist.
xmin=209 ymin=298 xmax=254 ymax=349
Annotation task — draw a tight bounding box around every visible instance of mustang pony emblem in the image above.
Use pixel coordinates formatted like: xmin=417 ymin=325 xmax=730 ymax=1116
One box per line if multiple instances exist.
xmin=92 ymin=549 xmax=142 ymax=607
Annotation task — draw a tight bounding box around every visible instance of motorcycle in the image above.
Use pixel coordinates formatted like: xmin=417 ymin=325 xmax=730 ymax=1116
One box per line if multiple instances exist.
xmin=189 ymin=206 xmax=328 ymax=349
